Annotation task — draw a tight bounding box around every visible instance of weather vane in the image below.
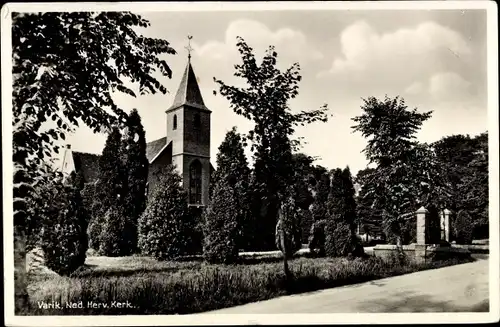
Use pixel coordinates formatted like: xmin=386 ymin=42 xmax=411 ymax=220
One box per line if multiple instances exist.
xmin=185 ymin=35 xmax=194 ymax=59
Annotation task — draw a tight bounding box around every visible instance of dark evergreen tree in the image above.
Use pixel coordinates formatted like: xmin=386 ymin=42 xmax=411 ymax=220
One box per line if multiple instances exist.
xmin=355 ymin=168 xmax=384 ymax=238
xmin=90 ymin=126 xmax=127 ymax=252
xmin=42 ymin=172 xmax=89 ymax=275
xmin=122 ymin=109 xmax=149 ymax=254
xmin=203 ymin=179 xmax=239 ymax=264
xmin=324 ymin=167 xmax=361 ymax=257
xmin=138 ymin=165 xmax=191 ymax=260
xmin=210 ymin=127 xmax=252 ymax=250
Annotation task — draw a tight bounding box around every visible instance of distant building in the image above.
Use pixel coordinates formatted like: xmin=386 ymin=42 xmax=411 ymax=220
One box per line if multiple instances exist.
xmin=61 ymin=55 xmax=213 ymax=207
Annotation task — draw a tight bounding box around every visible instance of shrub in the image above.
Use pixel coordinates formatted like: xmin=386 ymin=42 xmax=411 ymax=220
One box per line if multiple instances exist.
xmin=275 ymin=199 xmax=302 ymax=259
xmin=138 ymin=165 xmax=190 ymax=260
xmin=99 ymin=205 xmax=129 ymax=257
xmin=308 ymin=219 xmax=326 ymax=256
xmin=41 ymin=177 xmax=88 ymax=275
xmin=455 ymin=210 xmax=473 ymax=245
xmin=203 ymin=180 xmax=239 ymax=264
xmin=325 ymin=220 xmax=359 ymax=257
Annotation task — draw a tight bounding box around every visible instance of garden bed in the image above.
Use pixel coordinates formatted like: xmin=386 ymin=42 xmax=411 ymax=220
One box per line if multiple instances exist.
xmin=24 ymin=254 xmax=474 ymax=315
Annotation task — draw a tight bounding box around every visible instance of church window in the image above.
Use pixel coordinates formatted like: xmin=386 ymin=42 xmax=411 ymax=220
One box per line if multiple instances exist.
xmin=189 ymin=160 xmax=202 ymax=204
xmin=173 ymin=114 xmax=178 ymax=130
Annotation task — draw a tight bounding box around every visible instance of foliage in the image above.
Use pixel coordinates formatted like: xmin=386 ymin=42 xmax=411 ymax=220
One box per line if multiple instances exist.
xmin=324 ymin=167 xmax=361 ymax=257
xmin=454 ymin=210 xmax=474 ymax=245
xmin=355 ymin=168 xmax=384 ymax=237
xmin=325 ymin=220 xmax=354 ymax=257
xmin=27 ymin=255 xmax=472 ymax=315
xmin=203 ymin=180 xmax=239 ymax=264
xmin=214 ymin=37 xmax=329 ymax=250
xmin=308 ymin=219 xmax=326 ymax=256
xmin=122 ymin=108 xmax=149 ymax=253
xmin=25 ymin=165 xmax=64 ymax=251
xmin=275 ymin=198 xmax=303 ymax=259
xmin=138 ymin=165 xmax=190 ymax=260
xmin=99 ymin=205 xmax=128 ymax=257
xmin=433 ymin=132 xmax=488 ymax=239
xmin=351 ymin=96 xmax=434 ymax=246
xmin=41 ymin=172 xmax=89 ymax=275
xmin=310 ymin=166 xmax=330 ymax=222
xmin=90 ymin=127 xmax=128 ymax=252
xmin=210 ymin=127 xmax=252 ymax=250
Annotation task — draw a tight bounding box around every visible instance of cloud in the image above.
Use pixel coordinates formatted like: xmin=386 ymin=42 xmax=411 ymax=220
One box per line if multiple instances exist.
xmin=194 ymin=19 xmax=323 ymax=66
xmin=324 ymin=20 xmax=471 ymax=74
xmin=317 ymin=20 xmax=473 ymax=99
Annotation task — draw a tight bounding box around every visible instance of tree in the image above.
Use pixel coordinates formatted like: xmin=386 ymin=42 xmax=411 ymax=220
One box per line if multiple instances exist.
xmin=41 ymin=172 xmax=89 ymax=275
xmin=214 ymin=37 xmax=328 ymax=251
xmin=308 ymin=165 xmax=330 ymax=255
xmin=210 ymin=127 xmax=252 ymax=250
xmin=351 ymin=96 xmax=433 ymax=248
xmin=203 ymin=179 xmax=239 ymax=264
xmin=455 ymin=210 xmax=474 ymax=244
xmin=355 ymin=168 xmax=384 ymax=238
xmin=324 ymin=167 xmax=361 ymax=257
xmin=12 ymin=11 xmax=175 ymax=311
xmin=433 ymin=132 xmax=488 ymax=239
xmin=122 ymin=108 xmax=149 ymax=253
xmin=138 ymin=165 xmax=191 ymax=260
xmin=90 ymin=127 xmax=127 ymax=252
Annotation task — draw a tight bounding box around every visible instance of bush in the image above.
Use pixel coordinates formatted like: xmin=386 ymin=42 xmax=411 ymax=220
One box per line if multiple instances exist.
xmin=308 ymin=219 xmax=326 ymax=256
xmin=41 ymin=179 xmax=88 ymax=276
xmin=138 ymin=165 xmax=190 ymax=260
xmin=203 ymin=180 xmax=239 ymax=264
xmin=455 ymin=210 xmax=473 ymax=245
xmin=325 ymin=219 xmax=360 ymax=257
xmin=275 ymin=199 xmax=302 ymax=259
xmin=99 ymin=205 xmax=129 ymax=257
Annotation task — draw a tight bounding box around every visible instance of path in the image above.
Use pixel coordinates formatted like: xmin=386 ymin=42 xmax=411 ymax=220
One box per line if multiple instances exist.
xmin=203 ymin=258 xmax=489 ymax=313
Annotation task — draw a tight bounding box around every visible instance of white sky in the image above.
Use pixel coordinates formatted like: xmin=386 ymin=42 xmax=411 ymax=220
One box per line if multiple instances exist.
xmin=60 ymin=9 xmax=487 ymax=175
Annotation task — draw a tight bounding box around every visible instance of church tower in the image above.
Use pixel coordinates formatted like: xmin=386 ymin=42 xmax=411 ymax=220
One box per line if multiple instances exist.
xmin=165 ymin=43 xmax=211 ymax=206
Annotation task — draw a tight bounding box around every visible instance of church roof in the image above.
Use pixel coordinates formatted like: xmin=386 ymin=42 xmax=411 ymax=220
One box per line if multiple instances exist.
xmin=69 ymin=137 xmax=170 ymax=183
xmin=146 ymin=136 xmax=168 ymax=162
xmin=166 ymin=59 xmax=211 ymax=113
xmin=72 ymin=152 xmax=101 ymax=183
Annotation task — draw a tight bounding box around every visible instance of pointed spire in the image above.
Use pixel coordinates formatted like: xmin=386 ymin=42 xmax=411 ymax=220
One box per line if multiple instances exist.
xmin=166 ymin=36 xmax=210 ymax=113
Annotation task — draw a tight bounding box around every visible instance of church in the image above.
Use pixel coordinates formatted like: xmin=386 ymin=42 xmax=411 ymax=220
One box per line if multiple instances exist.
xmin=61 ymin=54 xmax=213 ymax=207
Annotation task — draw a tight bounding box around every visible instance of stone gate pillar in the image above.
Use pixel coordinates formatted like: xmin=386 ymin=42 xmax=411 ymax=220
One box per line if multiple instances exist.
xmin=416 ymin=206 xmax=428 ymax=245
xmin=443 ymin=209 xmax=451 ymax=242
xmin=415 ymin=206 xmax=428 ymax=264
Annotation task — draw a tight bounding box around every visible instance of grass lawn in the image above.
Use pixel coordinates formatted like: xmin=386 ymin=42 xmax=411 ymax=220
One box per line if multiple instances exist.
xmin=25 ymin=252 xmax=474 ymax=315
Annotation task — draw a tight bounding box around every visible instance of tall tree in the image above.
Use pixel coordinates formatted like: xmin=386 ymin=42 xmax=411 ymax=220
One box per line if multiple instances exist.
xmin=138 ymin=165 xmax=191 ymax=260
xmin=324 ymin=167 xmax=360 ymax=257
xmin=122 ymin=108 xmax=149 ymax=253
xmin=41 ymin=171 xmax=89 ymax=275
xmin=214 ymin=37 xmax=328 ymax=250
xmin=203 ymin=179 xmax=239 ymax=264
xmin=12 ymin=11 xmax=175 ymax=311
xmin=210 ymin=127 xmax=252 ymax=249
xmin=355 ymin=168 xmax=383 ymax=238
xmin=89 ymin=127 xmax=127 ymax=252
xmin=351 ymin=96 xmax=433 ymax=248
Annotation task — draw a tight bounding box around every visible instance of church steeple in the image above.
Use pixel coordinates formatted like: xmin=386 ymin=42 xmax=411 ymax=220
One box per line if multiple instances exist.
xmin=166 ymin=36 xmax=210 ymax=113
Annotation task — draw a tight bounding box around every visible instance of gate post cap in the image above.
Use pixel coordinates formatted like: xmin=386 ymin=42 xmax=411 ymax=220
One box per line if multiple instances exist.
xmin=416 ymin=206 xmax=428 ymax=214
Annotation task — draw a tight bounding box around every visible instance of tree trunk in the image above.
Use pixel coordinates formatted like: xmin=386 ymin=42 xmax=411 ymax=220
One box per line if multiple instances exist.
xmin=14 ymin=224 xmax=29 ymax=313
xmin=281 ymin=227 xmax=291 ymax=281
